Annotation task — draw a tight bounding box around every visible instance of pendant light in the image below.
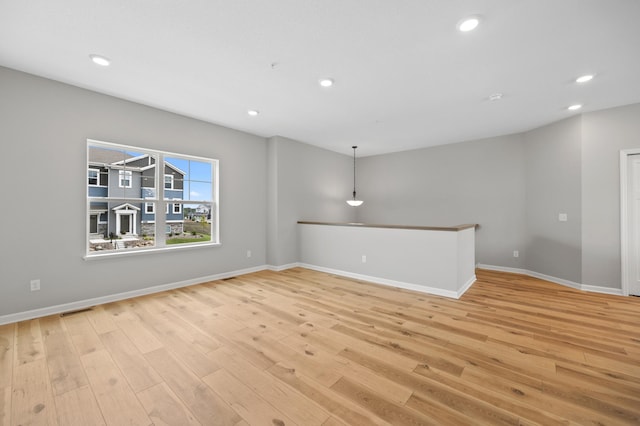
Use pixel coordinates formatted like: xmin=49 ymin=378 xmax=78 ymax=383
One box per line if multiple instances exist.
xmin=346 ymin=145 xmax=363 ymax=206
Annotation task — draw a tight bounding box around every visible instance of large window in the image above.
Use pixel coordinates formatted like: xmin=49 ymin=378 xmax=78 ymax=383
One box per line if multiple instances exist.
xmin=86 ymin=139 xmax=219 ymax=257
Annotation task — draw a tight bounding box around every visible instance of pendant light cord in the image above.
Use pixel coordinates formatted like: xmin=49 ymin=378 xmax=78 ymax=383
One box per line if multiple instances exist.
xmin=352 ymin=145 xmax=357 ymax=199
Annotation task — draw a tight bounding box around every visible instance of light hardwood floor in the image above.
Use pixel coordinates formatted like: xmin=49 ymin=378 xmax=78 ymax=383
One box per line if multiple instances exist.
xmin=1 ymin=268 xmax=639 ymax=425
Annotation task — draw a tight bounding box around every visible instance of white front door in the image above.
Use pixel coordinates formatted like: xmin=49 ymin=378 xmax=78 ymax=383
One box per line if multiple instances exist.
xmin=628 ymin=155 xmax=640 ymax=296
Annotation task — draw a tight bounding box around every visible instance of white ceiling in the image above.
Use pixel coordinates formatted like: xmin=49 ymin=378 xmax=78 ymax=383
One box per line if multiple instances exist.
xmin=1 ymin=0 xmax=640 ymax=157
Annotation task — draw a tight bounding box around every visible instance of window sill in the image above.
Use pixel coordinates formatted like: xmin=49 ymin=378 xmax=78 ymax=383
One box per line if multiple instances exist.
xmin=84 ymin=241 xmax=221 ymax=260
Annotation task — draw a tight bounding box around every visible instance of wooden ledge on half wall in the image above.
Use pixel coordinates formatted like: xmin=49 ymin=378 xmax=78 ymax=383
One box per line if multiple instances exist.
xmin=297 ymin=221 xmax=478 ymax=232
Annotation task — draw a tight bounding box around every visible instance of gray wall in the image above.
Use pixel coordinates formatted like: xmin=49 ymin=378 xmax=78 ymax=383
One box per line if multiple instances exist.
xmin=355 ymin=104 xmax=640 ymax=290
xmin=582 ymin=103 xmax=640 ymax=288
xmin=2 ymin=64 xmax=640 ymax=318
xmin=267 ymin=136 xmax=355 ymax=267
xmin=0 ymin=66 xmax=267 ymax=316
xmin=524 ymin=116 xmax=582 ymax=283
xmin=355 ymin=134 xmax=527 ymax=269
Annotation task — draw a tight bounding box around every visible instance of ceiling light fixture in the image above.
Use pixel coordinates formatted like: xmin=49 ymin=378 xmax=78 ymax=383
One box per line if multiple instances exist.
xmin=458 ymin=16 xmax=481 ymax=32
xmin=576 ymin=74 xmax=594 ymax=83
xmin=346 ymin=146 xmax=363 ymax=207
xmin=89 ymin=54 xmax=110 ymax=67
xmin=319 ymin=78 xmax=334 ymax=88
xmin=568 ymin=104 xmax=582 ymax=111
xmin=488 ymin=93 xmax=503 ymax=101
xmin=247 ymin=109 xmax=260 ymax=116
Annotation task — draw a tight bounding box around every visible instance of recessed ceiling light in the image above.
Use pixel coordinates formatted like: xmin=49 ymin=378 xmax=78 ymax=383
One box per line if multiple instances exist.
xmin=458 ymin=16 xmax=481 ymax=32
xmin=319 ymin=78 xmax=334 ymax=88
xmin=568 ymin=104 xmax=582 ymax=111
xmin=488 ymin=93 xmax=503 ymax=101
xmin=89 ymin=54 xmax=110 ymax=67
xmin=576 ymin=74 xmax=594 ymax=83
xmin=247 ymin=109 xmax=260 ymax=117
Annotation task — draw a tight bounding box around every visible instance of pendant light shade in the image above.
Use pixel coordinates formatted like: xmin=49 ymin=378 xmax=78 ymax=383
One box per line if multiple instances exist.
xmin=347 ymin=145 xmax=363 ymax=206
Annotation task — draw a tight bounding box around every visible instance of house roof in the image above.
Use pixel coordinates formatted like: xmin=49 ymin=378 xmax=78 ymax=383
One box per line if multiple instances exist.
xmin=88 ymin=147 xmax=134 ymax=165
xmin=112 ymin=203 xmax=141 ymax=211
xmin=89 ymin=147 xmax=185 ymax=176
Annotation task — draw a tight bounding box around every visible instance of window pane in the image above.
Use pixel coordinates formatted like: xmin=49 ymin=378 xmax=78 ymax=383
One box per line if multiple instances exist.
xmin=168 ymin=203 xmax=212 ymax=246
xmin=89 ymin=145 xmax=154 ymax=199
xmin=88 ymin=199 xmax=156 ymax=253
xmin=186 ymin=181 xmax=212 ymax=201
xmin=165 ymin=157 xmax=212 ymax=202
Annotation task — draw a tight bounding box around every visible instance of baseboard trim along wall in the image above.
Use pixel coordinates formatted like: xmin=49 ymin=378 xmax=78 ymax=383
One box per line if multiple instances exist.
xmin=0 ymin=265 xmax=268 ymax=326
xmin=297 ymin=263 xmax=475 ymax=299
xmin=4 ymin=262 xmax=621 ymax=326
xmin=477 ymin=264 xmax=625 ymax=296
xmin=267 ymin=263 xmax=301 ymax=272
xmin=2 ymin=262 xmax=474 ymax=325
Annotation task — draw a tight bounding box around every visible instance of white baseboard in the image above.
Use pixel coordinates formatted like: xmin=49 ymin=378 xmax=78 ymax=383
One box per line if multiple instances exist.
xmin=267 ymin=262 xmax=302 ymax=272
xmin=477 ymin=264 xmax=624 ymax=296
xmin=0 ymin=265 xmax=269 ymax=326
xmin=9 ymin=262 xmax=620 ymax=326
xmin=580 ymin=284 xmax=625 ymax=296
xmin=298 ymin=263 xmax=473 ymax=299
xmin=457 ymin=275 xmax=477 ymax=298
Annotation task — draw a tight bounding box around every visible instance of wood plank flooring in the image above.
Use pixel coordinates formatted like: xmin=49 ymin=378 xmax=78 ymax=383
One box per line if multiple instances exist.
xmin=1 ymin=268 xmax=639 ymax=425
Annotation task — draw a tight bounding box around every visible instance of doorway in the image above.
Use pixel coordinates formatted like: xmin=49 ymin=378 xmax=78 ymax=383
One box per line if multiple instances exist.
xmin=89 ymin=214 xmax=98 ymax=234
xmin=120 ymin=214 xmax=131 ymax=234
xmin=113 ymin=203 xmax=139 ymax=236
xmin=621 ymin=150 xmax=640 ymax=296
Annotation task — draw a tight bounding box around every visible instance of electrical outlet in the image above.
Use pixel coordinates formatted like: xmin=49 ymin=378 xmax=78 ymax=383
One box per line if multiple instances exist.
xmin=513 ymin=250 xmax=519 ymax=258
xmin=30 ymin=279 xmax=41 ymax=291
xmin=559 ymin=213 xmax=568 ymax=222
xmin=362 ymin=255 xmax=367 ymax=263
xmin=246 ymin=250 xmax=252 ymax=258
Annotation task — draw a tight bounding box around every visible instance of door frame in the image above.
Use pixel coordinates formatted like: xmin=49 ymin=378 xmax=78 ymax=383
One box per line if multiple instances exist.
xmin=620 ymin=148 xmax=640 ymax=296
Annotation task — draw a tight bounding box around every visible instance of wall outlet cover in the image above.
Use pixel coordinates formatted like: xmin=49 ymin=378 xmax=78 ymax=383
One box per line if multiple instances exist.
xmin=30 ymin=279 xmax=41 ymax=291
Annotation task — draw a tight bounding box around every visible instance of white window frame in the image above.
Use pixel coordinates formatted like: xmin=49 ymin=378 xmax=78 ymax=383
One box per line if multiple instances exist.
xmin=119 ymin=170 xmax=133 ymax=188
xmin=165 ymin=174 xmax=174 ymax=189
xmin=86 ymin=139 xmax=220 ymax=259
xmin=145 ymin=202 xmax=155 ymax=214
xmin=88 ymin=168 xmax=99 ymax=186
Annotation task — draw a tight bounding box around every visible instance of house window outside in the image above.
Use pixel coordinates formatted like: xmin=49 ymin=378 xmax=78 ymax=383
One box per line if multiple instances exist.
xmin=164 ymin=201 xmax=183 ymax=215
xmin=88 ymin=168 xmax=99 ymax=185
xmin=87 ymin=139 xmax=219 ymax=257
xmin=119 ymin=170 xmax=132 ymax=188
xmin=165 ymin=174 xmax=174 ymax=189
